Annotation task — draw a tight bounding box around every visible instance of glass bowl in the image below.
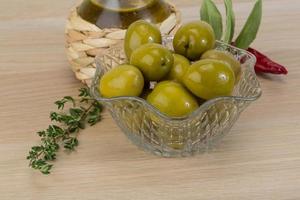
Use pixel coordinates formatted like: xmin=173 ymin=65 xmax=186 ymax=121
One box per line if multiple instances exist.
xmin=91 ymin=36 xmax=262 ymax=157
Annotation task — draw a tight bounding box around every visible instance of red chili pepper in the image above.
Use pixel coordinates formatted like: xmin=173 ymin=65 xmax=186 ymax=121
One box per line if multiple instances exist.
xmin=247 ymin=47 xmax=288 ymax=75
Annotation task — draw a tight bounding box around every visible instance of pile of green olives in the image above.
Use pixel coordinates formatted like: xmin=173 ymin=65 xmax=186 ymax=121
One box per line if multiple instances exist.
xmin=99 ymin=20 xmax=241 ymax=118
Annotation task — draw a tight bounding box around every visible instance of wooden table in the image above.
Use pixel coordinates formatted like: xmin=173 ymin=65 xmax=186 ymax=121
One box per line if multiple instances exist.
xmin=1 ymin=0 xmax=300 ymax=199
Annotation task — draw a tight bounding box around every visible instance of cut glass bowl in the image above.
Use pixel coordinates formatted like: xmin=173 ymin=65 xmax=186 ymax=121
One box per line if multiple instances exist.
xmin=91 ymin=36 xmax=262 ymax=157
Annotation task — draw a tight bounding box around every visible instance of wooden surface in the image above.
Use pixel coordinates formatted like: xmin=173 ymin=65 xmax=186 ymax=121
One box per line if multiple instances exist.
xmin=1 ymin=0 xmax=300 ymax=199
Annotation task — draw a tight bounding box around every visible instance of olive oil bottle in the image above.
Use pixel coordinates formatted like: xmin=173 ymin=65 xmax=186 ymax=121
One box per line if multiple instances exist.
xmin=78 ymin=0 xmax=172 ymax=29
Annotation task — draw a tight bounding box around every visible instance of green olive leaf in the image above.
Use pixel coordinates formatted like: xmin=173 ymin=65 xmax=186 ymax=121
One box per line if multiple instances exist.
xmin=200 ymin=0 xmax=223 ymax=40
xmin=235 ymin=0 xmax=262 ymax=49
xmin=223 ymin=0 xmax=235 ymax=43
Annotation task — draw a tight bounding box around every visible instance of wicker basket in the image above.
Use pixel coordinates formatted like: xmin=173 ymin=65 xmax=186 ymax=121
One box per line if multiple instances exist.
xmin=65 ymin=1 xmax=181 ymax=86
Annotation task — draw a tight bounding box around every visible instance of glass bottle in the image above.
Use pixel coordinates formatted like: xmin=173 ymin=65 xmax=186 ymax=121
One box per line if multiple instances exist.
xmin=78 ymin=0 xmax=173 ymax=29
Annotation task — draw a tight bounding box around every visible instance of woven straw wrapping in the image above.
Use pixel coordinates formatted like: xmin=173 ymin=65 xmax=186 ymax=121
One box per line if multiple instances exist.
xmin=65 ymin=2 xmax=181 ymax=86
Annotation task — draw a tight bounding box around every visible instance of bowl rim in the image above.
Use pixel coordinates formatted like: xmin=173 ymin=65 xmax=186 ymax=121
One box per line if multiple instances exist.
xmin=91 ymin=37 xmax=262 ymax=121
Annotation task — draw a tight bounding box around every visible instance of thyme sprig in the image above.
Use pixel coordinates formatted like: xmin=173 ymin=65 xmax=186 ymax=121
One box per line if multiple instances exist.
xmin=27 ymin=88 xmax=102 ymax=174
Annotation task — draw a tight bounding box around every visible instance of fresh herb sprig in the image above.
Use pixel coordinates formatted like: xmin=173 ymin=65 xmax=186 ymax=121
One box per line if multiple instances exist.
xmin=27 ymin=88 xmax=102 ymax=174
xmin=200 ymin=0 xmax=287 ymax=74
xmin=200 ymin=0 xmax=262 ymax=48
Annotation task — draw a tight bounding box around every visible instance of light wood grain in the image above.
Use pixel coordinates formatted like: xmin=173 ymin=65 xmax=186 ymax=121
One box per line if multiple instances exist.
xmin=0 ymin=0 xmax=300 ymax=199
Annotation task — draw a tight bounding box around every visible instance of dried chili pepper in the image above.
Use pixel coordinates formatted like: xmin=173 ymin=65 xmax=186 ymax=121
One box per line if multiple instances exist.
xmin=247 ymin=47 xmax=288 ymax=75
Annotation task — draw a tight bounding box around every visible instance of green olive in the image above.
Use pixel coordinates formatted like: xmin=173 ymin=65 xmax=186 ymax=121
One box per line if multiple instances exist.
xmin=166 ymin=54 xmax=190 ymax=84
xmin=173 ymin=21 xmax=215 ymax=61
xmin=147 ymin=81 xmax=199 ymax=118
xmin=130 ymin=43 xmax=173 ymax=81
xmin=99 ymin=64 xmax=144 ymax=98
xmin=124 ymin=20 xmax=162 ymax=59
xmin=201 ymin=50 xmax=241 ymax=79
xmin=183 ymin=59 xmax=235 ymax=100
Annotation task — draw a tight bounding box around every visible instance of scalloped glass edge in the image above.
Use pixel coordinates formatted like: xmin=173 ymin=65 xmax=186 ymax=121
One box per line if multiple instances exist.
xmin=91 ymin=36 xmax=262 ymax=122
